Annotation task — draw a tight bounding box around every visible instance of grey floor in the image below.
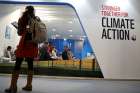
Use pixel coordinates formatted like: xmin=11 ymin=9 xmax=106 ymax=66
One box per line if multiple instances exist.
xmin=0 ymin=75 xmax=140 ymax=93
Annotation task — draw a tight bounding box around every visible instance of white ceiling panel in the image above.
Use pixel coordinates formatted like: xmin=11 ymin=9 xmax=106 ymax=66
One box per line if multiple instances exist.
xmin=0 ymin=4 xmax=86 ymax=40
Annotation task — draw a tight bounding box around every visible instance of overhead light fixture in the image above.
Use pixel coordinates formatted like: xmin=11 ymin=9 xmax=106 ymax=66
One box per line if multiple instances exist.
xmin=39 ymin=16 xmax=59 ymax=21
xmin=68 ymin=21 xmax=73 ymax=24
xmin=36 ymin=10 xmax=54 ymax=15
xmin=68 ymin=30 xmax=73 ymax=32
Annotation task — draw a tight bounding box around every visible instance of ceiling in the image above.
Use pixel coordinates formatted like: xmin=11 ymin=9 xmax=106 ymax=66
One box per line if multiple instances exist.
xmin=0 ymin=4 xmax=87 ymax=40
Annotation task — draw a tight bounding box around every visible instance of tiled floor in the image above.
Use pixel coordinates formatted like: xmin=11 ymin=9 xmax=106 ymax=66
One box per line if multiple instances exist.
xmin=0 ymin=75 xmax=140 ymax=93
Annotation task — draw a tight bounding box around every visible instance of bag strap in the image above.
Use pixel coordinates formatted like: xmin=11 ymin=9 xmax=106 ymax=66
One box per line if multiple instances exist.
xmin=33 ymin=20 xmax=36 ymax=38
xmin=28 ymin=17 xmax=36 ymax=38
xmin=28 ymin=17 xmax=32 ymax=33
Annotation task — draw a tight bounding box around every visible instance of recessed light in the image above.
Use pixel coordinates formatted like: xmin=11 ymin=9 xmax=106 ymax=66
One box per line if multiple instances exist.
xmin=68 ymin=30 xmax=72 ymax=32
xmin=68 ymin=21 xmax=73 ymax=24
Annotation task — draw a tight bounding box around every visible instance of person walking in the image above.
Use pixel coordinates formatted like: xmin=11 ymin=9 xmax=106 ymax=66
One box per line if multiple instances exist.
xmin=5 ymin=6 xmax=38 ymax=93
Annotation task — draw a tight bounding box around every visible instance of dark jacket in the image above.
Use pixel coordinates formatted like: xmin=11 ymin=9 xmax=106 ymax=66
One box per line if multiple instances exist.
xmin=15 ymin=16 xmax=38 ymax=58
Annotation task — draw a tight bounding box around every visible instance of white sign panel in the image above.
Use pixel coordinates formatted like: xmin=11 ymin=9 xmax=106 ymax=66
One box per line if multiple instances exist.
xmin=0 ymin=0 xmax=140 ymax=79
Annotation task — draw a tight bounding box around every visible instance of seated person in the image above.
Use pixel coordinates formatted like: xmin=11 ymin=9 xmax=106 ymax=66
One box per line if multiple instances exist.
xmin=67 ymin=48 xmax=73 ymax=60
xmin=50 ymin=46 xmax=58 ymax=60
xmin=2 ymin=46 xmax=16 ymax=62
xmin=62 ymin=46 xmax=69 ymax=60
xmin=39 ymin=42 xmax=52 ymax=61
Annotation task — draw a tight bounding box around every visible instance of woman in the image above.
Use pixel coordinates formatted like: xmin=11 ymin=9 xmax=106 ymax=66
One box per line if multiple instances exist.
xmin=5 ymin=6 xmax=38 ymax=93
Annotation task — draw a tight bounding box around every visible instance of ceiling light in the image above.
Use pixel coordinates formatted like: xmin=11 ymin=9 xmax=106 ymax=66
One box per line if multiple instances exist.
xmin=68 ymin=30 xmax=73 ymax=32
xmin=38 ymin=16 xmax=60 ymax=21
xmin=68 ymin=21 xmax=73 ymax=24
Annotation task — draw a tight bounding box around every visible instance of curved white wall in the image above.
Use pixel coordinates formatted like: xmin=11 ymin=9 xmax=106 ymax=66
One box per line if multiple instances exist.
xmin=0 ymin=0 xmax=140 ymax=79
xmin=67 ymin=0 xmax=140 ymax=79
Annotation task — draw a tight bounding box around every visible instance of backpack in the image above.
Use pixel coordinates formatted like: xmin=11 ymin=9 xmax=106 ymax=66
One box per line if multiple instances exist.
xmin=28 ymin=17 xmax=47 ymax=44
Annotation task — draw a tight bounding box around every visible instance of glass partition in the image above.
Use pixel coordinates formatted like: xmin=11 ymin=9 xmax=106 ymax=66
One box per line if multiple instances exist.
xmin=0 ymin=2 xmax=103 ymax=78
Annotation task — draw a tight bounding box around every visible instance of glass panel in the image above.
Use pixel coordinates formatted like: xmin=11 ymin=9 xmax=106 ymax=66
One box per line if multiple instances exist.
xmin=0 ymin=3 xmax=103 ymax=78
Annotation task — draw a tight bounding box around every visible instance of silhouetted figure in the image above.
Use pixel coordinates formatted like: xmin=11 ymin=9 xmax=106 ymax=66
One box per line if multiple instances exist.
xmin=5 ymin=6 xmax=38 ymax=93
xmin=62 ymin=46 xmax=69 ymax=60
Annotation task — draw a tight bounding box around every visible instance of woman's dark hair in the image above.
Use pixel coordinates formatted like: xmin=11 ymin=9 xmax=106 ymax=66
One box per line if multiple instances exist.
xmin=22 ymin=5 xmax=35 ymax=19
